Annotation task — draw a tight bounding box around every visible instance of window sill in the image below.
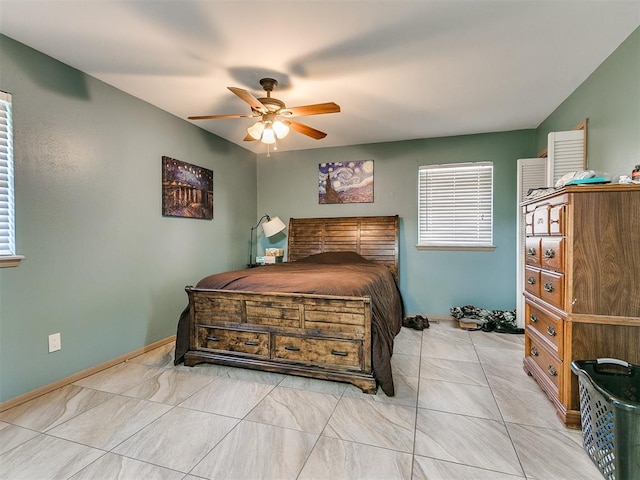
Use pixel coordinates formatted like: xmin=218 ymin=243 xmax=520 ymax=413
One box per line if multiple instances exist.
xmin=416 ymin=245 xmax=495 ymax=252
xmin=0 ymin=255 xmax=25 ymax=267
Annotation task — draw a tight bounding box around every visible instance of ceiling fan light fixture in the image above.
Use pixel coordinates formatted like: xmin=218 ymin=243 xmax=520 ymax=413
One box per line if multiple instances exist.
xmin=261 ymin=126 xmax=276 ymax=144
xmin=247 ymin=121 xmax=265 ymax=141
xmin=272 ymin=120 xmax=290 ymax=139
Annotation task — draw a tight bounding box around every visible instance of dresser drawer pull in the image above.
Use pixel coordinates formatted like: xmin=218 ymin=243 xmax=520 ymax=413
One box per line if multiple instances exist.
xmin=546 ymin=326 xmax=557 ymax=337
xmin=527 ymin=247 xmax=537 ymax=256
xmin=543 ymin=282 xmax=554 ymax=293
xmin=530 ymin=312 xmax=538 ymax=323
xmin=284 ymin=346 xmax=300 ymax=352
xmin=537 ymin=218 xmax=544 ymax=224
xmin=244 ymin=341 xmax=259 ymax=346
xmin=547 ymin=365 xmax=558 ymax=377
xmin=527 ymin=276 xmax=536 ymax=285
xmin=205 ymin=336 xmax=219 ymax=342
xmin=544 ymin=249 xmax=555 ymax=259
xmin=331 ymin=350 xmax=349 ymax=357
xmin=531 ymin=346 xmax=539 ymax=357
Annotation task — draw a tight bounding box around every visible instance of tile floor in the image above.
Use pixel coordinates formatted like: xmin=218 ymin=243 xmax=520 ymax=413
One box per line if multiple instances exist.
xmin=0 ymin=321 xmax=604 ymax=480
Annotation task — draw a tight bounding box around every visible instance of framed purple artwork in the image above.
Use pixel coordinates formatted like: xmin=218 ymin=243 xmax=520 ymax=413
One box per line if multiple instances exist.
xmin=162 ymin=156 xmax=213 ymax=219
xmin=318 ymin=160 xmax=374 ymax=204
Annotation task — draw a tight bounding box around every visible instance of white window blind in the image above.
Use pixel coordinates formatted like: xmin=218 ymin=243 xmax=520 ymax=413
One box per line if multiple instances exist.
xmin=418 ymin=162 xmax=493 ymax=248
xmin=0 ymin=91 xmax=15 ymax=256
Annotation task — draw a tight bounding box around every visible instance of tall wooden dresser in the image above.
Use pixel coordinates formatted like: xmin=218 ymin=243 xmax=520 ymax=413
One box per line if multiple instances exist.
xmin=521 ymin=184 xmax=640 ymax=428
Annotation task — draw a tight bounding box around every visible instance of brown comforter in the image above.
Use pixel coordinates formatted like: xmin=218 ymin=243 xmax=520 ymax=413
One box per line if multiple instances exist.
xmin=174 ymin=252 xmax=404 ymax=395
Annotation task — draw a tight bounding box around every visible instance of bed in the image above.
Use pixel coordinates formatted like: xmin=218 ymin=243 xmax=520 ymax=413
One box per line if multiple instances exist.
xmin=174 ymin=215 xmax=403 ymax=395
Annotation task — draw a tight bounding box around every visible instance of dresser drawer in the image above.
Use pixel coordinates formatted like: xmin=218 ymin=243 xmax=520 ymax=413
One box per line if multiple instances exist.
xmin=525 ymin=237 xmax=541 ymax=267
xmin=526 ymin=301 xmax=563 ymax=355
xmin=549 ymin=205 xmax=565 ymax=235
xmin=524 ymin=266 xmax=540 ymax=297
xmin=540 ymin=270 xmax=564 ymax=310
xmin=533 ymin=205 xmax=550 ymax=235
xmin=196 ymin=326 xmax=270 ymax=358
xmin=273 ymin=335 xmax=361 ymax=368
xmin=541 ymin=237 xmax=565 ymax=272
xmin=525 ymin=211 xmax=534 ymax=236
xmin=527 ymin=335 xmax=561 ymax=390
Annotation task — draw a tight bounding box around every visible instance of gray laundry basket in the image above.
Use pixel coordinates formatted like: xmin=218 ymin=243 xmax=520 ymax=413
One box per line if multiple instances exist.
xmin=571 ymin=359 xmax=640 ymax=480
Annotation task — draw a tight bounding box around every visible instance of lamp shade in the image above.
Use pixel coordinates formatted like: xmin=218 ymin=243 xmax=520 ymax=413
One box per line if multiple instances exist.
xmin=262 ymin=216 xmax=286 ymax=237
xmin=261 ymin=126 xmax=276 ymax=145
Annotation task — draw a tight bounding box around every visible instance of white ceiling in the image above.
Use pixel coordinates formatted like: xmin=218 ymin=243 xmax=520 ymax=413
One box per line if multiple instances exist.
xmin=1 ymin=1 xmax=638 ymax=154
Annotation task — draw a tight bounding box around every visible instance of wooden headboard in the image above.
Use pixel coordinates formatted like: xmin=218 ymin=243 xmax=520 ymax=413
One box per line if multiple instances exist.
xmin=287 ymin=215 xmax=399 ymax=278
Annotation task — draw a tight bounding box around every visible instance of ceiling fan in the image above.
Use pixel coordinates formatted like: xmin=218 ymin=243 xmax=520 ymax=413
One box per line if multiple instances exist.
xmin=188 ymin=78 xmax=340 ymax=147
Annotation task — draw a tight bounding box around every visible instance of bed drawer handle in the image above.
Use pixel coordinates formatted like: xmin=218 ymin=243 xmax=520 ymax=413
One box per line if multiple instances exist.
xmin=206 ymin=336 xmax=219 ymax=342
xmin=530 ymin=312 xmax=538 ymax=323
xmin=284 ymin=346 xmax=300 ymax=352
xmin=530 ymin=346 xmax=539 ymax=357
xmin=546 ymin=326 xmax=557 ymax=337
xmin=244 ymin=341 xmax=259 ymax=346
xmin=547 ymin=365 xmax=558 ymax=377
xmin=331 ymin=350 xmax=349 ymax=357
xmin=527 ymin=247 xmax=536 ymax=256
xmin=527 ymin=276 xmax=536 ymax=285
xmin=544 ymin=248 xmax=555 ymax=259
xmin=543 ymin=282 xmax=554 ymax=293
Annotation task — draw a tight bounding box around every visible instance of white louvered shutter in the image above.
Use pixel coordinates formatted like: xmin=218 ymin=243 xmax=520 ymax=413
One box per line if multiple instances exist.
xmin=0 ymin=91 xmax=15 ymax=256
xmin=547 ymin=130 xmax=585 ymax=186
xmin=418 ymin=162 xmax=493 ymax=248
xmin=515 ymin=158 xmax=548 ymax=327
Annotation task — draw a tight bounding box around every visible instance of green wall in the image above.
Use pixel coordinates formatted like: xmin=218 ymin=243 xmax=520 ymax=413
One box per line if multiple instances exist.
xmin=536 ymin=27 xmax=640 ymax=177
xmin=257 ymin=131 xmax=536 ymax=316
xmin=0 ymin=35 xmax=257 ymax=403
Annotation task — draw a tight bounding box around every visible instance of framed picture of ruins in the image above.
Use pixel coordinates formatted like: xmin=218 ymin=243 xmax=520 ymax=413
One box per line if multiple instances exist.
xmin=162 ymin=156 xmax=214 ymax=219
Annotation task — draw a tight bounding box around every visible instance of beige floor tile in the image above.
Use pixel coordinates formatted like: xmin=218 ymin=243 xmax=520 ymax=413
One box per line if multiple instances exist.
xmin=469 ymin=331 xmax=524 ymax=349
xmin=323 ymin=396 xmax=415 ymax=452
xmin=123 ymin=369 xmax=214 ymax=405
xmin=0 ymin=434 xmax=104 ymax=480
xmin=343 ymin=373 xmax=418 ymax=407
xmin=421 ymin=337 xmax=479 ymax=363
xmin=492 ymin=383 xmax=566 ymax=430
xmin=47 ymin=395 xmax=171 ymax=450
xmin=0 ymin=421 xmax=40 ymax=455
xmin=483 ymin=361 xmax=541 ymax=394
xmin=475 ymin=344 xmax=524 ymax=366
xmin=393 ymin=332 xmax=422 ymax=356
xmin=0 ymin=384 xmax=114 ymax=433
xmin=422 ymin=321 xmax=473 ymax=343
xmin=419 ymin=357 xmax=488 ymax=386
xmin=113 ymin=407 xmax=238 ymax=472
xmin=412 ymin=455 xmax=525 ymax=479
xmin=128 ymin=342 xmax=176 ymax=368
xmin=418 ymin=378 xmax=502 ymax=420
xmin=224 ymin=366 xmax=287 ymax=385
xmin=178 ymin=375 xmax=274 ymax=418
xmin=246 ymin=386 xmax=339 ymax=434
xmin=415 ymin=409 xmax=523 ymax=476
xmin=299 ymin=436 xmax=412 ymax=480
xmin=391 ymin=352 xmax=421 ymax=377
xmin=278 ymin=374 xmax=348 ymax=395
xmin=69 ymin=452 xmax=184 ymax=480
xmin=507 ymin=422 xmax=603 ymax=480
xmin=73 ymin=362 xmax=165 ymax=394
xmin=191 ymin=420 xmax=317 ymax=480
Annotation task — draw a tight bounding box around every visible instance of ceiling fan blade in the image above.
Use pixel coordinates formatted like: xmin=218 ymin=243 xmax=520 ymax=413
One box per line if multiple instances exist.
xmin=188 ymin=113 xmax=255 ymax=120
xmin=228 ymin=87 xmax=267 ymax=113
xmin=288 ymin=120 xmax=327 ymax=139
xmin=283 ymin=102 xmax=340 ymax=117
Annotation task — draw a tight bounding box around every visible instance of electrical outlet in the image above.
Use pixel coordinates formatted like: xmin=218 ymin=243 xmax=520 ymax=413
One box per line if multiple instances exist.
xmin=48 ymin=333 xmax=61 ymax=353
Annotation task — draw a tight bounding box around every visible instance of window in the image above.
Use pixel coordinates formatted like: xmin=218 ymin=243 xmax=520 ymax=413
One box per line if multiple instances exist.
xmin=418 ymin=162 xmax=494 ymax=249
xmin=0 ymin=91 xmax=21 ymax=266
